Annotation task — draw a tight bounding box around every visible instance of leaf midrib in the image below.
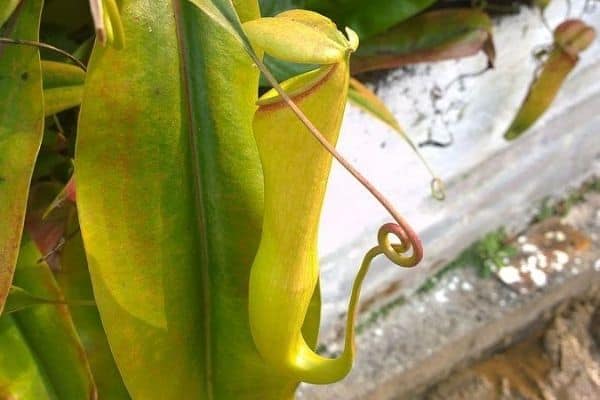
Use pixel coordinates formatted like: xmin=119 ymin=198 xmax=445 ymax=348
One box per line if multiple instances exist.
xmin=172 ymin=1 xmax=214 ymax=398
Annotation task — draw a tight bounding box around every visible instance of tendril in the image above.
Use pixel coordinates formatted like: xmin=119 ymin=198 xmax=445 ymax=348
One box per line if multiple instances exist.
xmin=6 ymin=286 xmax=95 ymax=314
xmin=247 ymin=50 xmax=424 ymax=271
xmin=37 ymin=227 xmax=80 ymax=265
xmin=0 ymin=38 xmax=87 ymax=71
xmin=377 ymin=222 xmax=422 ymax=267
xmin=339 ymin=223 xmax=422 ymax=370
xmin=431 ymin=177 xmax=446 ymax=201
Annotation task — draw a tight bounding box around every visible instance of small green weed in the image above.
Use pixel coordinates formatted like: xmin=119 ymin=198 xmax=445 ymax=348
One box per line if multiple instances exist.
xmin=533 ymin=176 xmax=600 ymax=223
xmin=356 ymin=177 xmax=600 ymax=334
xmin=418 ymin=228 xmax=515 ymax=294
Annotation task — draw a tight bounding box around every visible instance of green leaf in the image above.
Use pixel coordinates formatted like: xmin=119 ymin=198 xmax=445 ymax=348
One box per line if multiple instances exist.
xmin=348 ymin=78 xmax=444 ymax=199
xmin=258 ymin=0 xmax=305 ymax=16
xmin=22 ymin=182 xmax=128 ymax=398
xmin=12 ymin=237 xmax=96 ymax=399
xmin=0 ymin=0 xmax=20 ymax=28
xmin=0 ymin=0 xmax=44 ymax=314
xmin=40 ymin=60 xmax=86 ymax=116
xmin=244 ymin=10 xmax=356 ymax=65
xmin=250 ymin=9 xmax=357 ymax=85
xmin=3 ymin=285 xmax=60 ymax=314
xmin=56 ymin=219 xmax=130 ymax=399
xmin=259 ymin=54 xmax=316 ymax=86
xmin=534 ymin=0 xmax=551 ymax=10
xmin=76 ymin=0 xmax=317 ymax=398
xmin=43 ymin=85 xmax=84 ymax=116
xmin=351 ymin=8 xmax=495 ymax=73
xmin=306 ymin=0 xmax=436 ymax=39
xmin=348 ymin=77 xmax=403 ymax=133
xmin=0 ymin=315 xmax=55 ymax=399
xmin=258 ymin=8 xmax=494 ymax=80
xmin=257 ymin=64 xmax=333 ymax=105
xmin=72 ymin=37 xmax=94 ymax=62
xmin=188 ymin=0 xmax=252 ymax=48
xmin=41 ymin=60 xmax=85 ymax=89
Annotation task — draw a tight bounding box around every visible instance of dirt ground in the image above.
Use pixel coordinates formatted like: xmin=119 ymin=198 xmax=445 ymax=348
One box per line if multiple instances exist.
xmin=424 ymin=289 xmax=600 ymax=400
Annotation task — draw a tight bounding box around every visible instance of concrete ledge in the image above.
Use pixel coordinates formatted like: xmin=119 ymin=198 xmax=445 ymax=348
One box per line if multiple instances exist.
xmin=300 ymin=194 xmax=600 ymax=399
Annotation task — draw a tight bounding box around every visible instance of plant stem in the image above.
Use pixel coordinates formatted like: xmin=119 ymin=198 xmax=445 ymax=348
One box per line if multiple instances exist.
xmin=0 ymin=38 xmax=87 ymax=71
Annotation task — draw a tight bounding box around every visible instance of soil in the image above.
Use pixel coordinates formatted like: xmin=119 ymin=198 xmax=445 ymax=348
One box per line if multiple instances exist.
xmin=424 ymin=289 xmax=600 ymax=400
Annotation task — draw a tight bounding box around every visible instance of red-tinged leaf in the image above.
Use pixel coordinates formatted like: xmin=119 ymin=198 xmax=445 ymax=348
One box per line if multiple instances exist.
xmin=351 ymin=8 xmax=495 ymax=74
xmin=25 ymin=183 xmax=70 ymax=271
xmin=0 ymin=0 xmax=44 ymax=314
xmin=505 ymin=20 xmax=595 ymax=140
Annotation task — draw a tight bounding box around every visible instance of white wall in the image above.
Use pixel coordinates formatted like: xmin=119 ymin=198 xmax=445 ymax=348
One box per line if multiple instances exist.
xmin=317 ymin=0 xmax=600 ymax=331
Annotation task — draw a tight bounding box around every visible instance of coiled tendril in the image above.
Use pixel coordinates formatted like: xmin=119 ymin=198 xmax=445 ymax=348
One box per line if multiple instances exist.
xmin=377 ymin=221 xmax=422 ymax=267
xmin=334 ymin=221 xmax=422 ymax=384
xmin=276 ymin=218 xmax=423 ymax=384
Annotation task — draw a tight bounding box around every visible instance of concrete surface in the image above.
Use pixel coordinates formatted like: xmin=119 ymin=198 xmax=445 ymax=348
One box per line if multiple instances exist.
xmin=317 ymin=0 xmax=600 ymax=334
xmin=300 ymin=193 xmax=600 ymax=400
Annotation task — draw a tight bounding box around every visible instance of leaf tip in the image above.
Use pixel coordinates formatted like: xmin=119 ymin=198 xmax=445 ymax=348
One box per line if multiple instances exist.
xmin=345 ymin=27 xmax=359 ymax=52
xmin=504 ymin=131 xmax=519 ymax=141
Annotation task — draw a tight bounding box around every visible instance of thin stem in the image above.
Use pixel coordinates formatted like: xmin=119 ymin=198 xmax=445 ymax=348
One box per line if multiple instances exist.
xmin=401 ymin=133 xmax=445 ymax=200
xmin=441 ymin=64 xmax=491 ymax=93
xmin=7 ymin=297 xmax=96 ymax=314
xmin=348 ymin=78 xmax=444 ymax=200
xmin=35 ymin=298 xmax=96 ymax=307
xmin=343 ymin=246 xmax=380 ymax=353
xmin=402 ymin=133 xmax=446 ymax=200
xmin=37 ymin=227 xmax=80 ymax=264
xmin=0 ymin=38 xmax=87 ymax=71
xmin=52 ymin=114 xmax=65 ymax=135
